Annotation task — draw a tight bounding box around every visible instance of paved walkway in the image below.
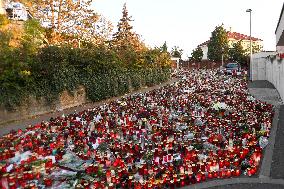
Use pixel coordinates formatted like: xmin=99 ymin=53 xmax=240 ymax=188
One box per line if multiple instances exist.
xmin=271 ymin=105 xmax=284 ymax=179
xmin=248 ymin=80 xmax=283 ymax=106
xmin=182 ymin=80 xmax=284 ymax=189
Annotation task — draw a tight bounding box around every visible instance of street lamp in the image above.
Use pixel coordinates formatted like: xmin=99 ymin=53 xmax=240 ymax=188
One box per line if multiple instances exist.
xmin=221 ymin=47 xmax=224 ymax=67
xmin=246 ymin=8 xmax=252 ymax=80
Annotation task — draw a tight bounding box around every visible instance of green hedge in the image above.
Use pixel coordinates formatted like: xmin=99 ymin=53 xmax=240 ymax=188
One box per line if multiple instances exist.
xmin=0 ymin=46 xmax=171 ymax=110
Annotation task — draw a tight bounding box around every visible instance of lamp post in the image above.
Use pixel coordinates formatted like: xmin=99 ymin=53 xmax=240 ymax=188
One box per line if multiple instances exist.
xmin=221 ymin=47 xmax=224 ymax=67
xmin=246 ymin=9 xmax=252 ymax=80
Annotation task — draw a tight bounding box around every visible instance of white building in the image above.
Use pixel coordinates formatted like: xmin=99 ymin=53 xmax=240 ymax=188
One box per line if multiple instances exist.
xmin=251 ymin=3 xmax=284 ymax=101
xmin=198 ymin=30 xmax=263 ymax=60
xmin=6 ymin=1 xmax=29 ymax=21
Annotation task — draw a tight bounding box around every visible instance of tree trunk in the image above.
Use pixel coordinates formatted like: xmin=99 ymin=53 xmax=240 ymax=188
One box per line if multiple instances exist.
xmin=50 ymin=0 xmax=55 ymax=30
xmin=57 ymin=0 xmax=63 ymax=34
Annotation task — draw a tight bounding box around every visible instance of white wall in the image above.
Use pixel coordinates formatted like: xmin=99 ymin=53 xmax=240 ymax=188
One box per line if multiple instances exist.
xmin=252 ymin=53 xmax=284 ymax=101
xmin=201 ymin=46 xmax=208 ymax=60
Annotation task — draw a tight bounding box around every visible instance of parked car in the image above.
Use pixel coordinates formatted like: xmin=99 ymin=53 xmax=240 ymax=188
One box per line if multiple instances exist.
xmin=224 ymin=63 xmax=241 ymax=74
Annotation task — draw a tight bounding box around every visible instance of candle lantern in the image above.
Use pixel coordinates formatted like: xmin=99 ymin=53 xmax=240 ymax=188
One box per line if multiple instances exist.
xmin=44 ymin=178 xmax=53 ymax=187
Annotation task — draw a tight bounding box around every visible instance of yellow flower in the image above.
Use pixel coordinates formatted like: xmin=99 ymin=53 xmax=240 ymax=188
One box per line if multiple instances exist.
xmin=21 ymin=70 xmax=31 ymax=76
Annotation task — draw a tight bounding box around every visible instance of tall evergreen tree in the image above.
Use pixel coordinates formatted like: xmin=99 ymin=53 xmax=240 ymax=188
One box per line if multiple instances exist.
xmin=160 ymin=41 xmax=168 ymax=52
xmin=207 ymin=25 xmax=229 ymax=62
xmin=112 ymin=3 xmax=145 ymax=52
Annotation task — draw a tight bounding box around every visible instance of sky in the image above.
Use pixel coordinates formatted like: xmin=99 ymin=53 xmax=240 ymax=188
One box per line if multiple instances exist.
xmin=94 ymin=0 xmax=283 ymax=58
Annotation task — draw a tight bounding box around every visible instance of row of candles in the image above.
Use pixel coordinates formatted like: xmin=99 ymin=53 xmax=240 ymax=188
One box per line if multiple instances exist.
xmin=0 ymin=70 xmax=273 ymax=188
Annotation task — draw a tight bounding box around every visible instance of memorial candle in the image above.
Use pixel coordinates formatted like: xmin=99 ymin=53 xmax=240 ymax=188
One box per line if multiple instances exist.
xmin=44 ymin=178 xmax=53 ymax=187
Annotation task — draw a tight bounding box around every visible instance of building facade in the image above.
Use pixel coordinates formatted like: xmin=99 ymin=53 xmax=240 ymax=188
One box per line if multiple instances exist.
xmin=251 ymin=3 xmax=284 ymax=102
xmin=6 ymin=1 xmax=29 ymax=21
xmin=0 ymin=1 xmax=31 ymax=21
xmin=199 ymin=30 xmax=263 ymax=60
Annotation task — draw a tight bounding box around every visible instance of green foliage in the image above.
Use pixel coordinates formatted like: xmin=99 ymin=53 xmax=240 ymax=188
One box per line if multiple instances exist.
xmin=171 ymin=46 xmax=183 ymax=58
xmin=207 ymin=25 xmax=229 ymax=62
xmin=229 ymin=41 xmax=247 ymax=65
xmin=0 ymin=31 xmax=12 ymax=49
xmin=0 ymin=45 xmax=170 ymax=110
xmin=0 ymin=7 xmax=170 ymax=111
xmin=244 ymin=43 xmax=262 ymax=55
xmin=112 ymin=3 xmax=145 ymax=56
xmin=0 ymin=15 xmax=9 ymax=26
xmin=0 ymin=48 xmax=31 ymax=110
xmin=160 ymin=41 xmax=168 ymax=53
xmin=191 ymin=47 xmax=203 ymax=62
xmin=21 ymin=19 xmax=46 ymax=55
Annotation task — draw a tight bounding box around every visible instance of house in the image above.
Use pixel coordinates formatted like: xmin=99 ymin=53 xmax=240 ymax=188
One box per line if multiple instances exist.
xmin=199 ymin=28 xmax=263 ymax=60
xmin=0 ymin=1 xmax=32 ymax=21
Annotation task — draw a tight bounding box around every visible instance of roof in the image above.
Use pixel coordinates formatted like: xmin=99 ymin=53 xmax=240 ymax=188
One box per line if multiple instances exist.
xmin=198 ymin=40 xmax=210 ymax=47
xmin=198 ymin=31 xmax=262 ymax=47
xmin=275 ymin=2 xmax=284 ymax=34
xmin=227 ymin=31 xmax=262 ymax=41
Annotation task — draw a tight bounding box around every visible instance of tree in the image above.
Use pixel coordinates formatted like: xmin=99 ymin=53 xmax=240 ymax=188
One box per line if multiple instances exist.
xmin=207 ymin=25 xmax=229 ymax=62
xmin=21 ymin=19 xmax=46 ymax=55
xmin=191 ymin=47 xmax=203 ymax=62
xmin=112 ymin=3 xmax=145 ymax=66
xmin=141 ymin=47 xmax=171 ymax=68
xmin=112 ymin=3 xmax=145 ymax=52
xmin=27 ymin=0 xmax=112 ymax=46
xmin=244 ymin=43 xmax=262 ymax=55
xmin=171 ymin=46 xmax=183 ymax=58
xmin=229 ymin=41 xmax=246 ymax=65
xmin=160 ymin=41 xmax=168 ymax=53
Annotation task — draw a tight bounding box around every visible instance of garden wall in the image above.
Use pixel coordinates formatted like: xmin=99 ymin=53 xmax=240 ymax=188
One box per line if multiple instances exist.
xmin=252 ymin=53 xmax=284 ymax=101
xmin=0 ymin=86 xmax=87 ymax=125
xmin=0 ymin=68 xmax=170 ymax=125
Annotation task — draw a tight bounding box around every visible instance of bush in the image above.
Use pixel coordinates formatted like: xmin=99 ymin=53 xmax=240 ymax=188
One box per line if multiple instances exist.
xmin=0 ymin=15 xmax=9 ymax=26
xmin=0 ymin=45 xmax=171 ymax=110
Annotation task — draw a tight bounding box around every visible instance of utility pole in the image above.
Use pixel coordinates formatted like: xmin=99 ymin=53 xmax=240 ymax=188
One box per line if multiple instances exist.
xmin=246 ymin=9 xmax=252 ymax=80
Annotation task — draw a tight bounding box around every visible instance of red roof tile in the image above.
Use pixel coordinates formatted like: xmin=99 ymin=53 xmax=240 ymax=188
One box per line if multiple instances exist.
xmin=227 ymin=31 xmax=262 ymax=41
xmin=198 ymin=31 xmax=262 ymax=47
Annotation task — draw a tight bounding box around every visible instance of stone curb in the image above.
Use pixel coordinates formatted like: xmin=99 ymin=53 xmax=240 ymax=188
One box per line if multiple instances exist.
xmin=259 ymin=105 xmax=280 ymax=177
xmin=181 ymin=178 xmax=284 ymax=189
